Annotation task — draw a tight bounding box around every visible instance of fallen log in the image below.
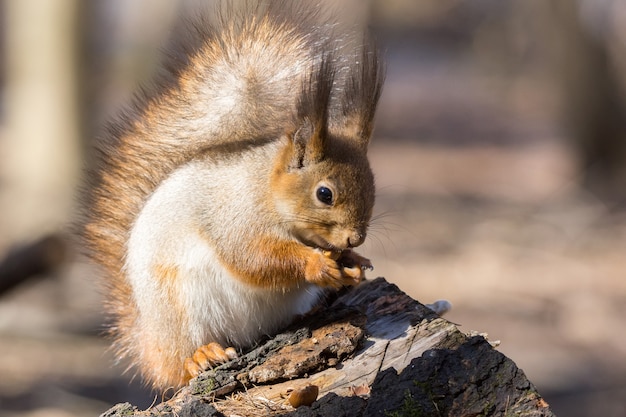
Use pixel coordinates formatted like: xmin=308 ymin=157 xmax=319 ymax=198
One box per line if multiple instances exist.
xmin=101 ymin=277 xmax=555 ymax=417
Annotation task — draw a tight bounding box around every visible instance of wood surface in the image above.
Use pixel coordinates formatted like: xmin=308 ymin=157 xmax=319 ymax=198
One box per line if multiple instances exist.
xmin=101 ymin=278 xmax=556 ymax=417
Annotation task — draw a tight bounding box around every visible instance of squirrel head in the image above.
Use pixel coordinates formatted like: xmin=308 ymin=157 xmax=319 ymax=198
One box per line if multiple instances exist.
xmin=270 ymin=48 xmax=384 ymax=251
xmin=271 ymin=129 xmax=375 ymax=251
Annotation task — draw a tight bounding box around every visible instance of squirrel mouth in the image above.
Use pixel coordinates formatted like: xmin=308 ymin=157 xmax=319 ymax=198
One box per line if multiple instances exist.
xmin=293 ymin=230 xmax=344 ymax=252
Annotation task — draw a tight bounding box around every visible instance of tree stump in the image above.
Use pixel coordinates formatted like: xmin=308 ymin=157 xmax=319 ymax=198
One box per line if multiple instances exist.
xmin=101 ymin=278 xmax=555 ymax=417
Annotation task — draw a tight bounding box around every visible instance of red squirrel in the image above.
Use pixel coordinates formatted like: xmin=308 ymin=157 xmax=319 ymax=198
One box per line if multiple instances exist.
xmin=83 ymin=2 xmax=384 ymax=390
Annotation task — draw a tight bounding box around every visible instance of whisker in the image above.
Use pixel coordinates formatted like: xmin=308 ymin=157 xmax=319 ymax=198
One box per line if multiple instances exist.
xmin=275 ymin=216 xmax=330 ymax=228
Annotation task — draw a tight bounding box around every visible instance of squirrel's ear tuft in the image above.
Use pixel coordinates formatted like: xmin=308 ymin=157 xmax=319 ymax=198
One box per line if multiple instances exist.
xmin=288 ymin=55 xmax=335 ymax=169
xmin=340 ymin=40 xmax=385 ymax=150
xmin=286 ymin=121 xmax=312 ymax=170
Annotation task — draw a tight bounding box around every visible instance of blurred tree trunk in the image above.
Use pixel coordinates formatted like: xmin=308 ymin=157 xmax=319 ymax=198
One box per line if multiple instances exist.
xmin=1 ymin=0 xmax=82 ymax=244
xmin=551 ymin=0 xmax=626 ymax=204
xmin=79 ymin=0 xmax=179 ymax=138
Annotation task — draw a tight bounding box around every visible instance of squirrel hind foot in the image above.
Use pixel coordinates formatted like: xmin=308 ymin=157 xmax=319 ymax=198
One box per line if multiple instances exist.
xmin=183 ymin=342 xmax=238 ymax=381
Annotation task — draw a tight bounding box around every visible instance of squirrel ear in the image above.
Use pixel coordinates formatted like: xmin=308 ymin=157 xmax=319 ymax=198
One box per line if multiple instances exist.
xmin=340 ymin=40 xmax=385 ymax=150
xmin=288 ymin=55 xmax=335 ymax=169
xmin=288 ymin=119 xmax=324 ymax=170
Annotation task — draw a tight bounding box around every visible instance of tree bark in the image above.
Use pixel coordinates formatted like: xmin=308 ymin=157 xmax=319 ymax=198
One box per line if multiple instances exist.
xmin=101 ymin=278 xmax=555 ymax=417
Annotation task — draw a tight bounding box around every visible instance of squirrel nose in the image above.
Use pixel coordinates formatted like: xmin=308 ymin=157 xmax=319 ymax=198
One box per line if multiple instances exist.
xmin=347 ymin=231 xmax=366 ymax=248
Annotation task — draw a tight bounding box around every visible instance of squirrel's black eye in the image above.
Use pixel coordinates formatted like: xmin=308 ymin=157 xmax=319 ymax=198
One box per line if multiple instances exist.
xmin=316 ymin=186 xmax=333 ymax=205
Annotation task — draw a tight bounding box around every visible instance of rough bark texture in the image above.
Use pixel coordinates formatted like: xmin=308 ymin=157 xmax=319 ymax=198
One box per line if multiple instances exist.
xmin=100 ymin=278 xmax=555 ymax=417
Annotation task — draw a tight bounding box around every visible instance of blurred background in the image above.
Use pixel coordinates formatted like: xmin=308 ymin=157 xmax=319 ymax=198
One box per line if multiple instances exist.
xmin=1 ymin=0 xmax=625 ymax=416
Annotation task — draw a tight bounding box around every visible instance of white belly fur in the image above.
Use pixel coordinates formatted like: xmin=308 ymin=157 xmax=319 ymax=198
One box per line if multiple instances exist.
xmin=177 ymin=236 xmax=323 ymax=348
xmin=125 ymin=162 xmax=323 ymax=360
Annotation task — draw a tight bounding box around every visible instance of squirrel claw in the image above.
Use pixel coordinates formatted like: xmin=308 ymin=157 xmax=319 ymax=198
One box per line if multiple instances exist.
xmin=338 ymin=250 xmax=372 ymax=271
xmin=337 ymin=250 xmax=372 ymax=284
xmin=184 ymin=342 xmax=237 ymax=380
xmin=359 ymin=257 xmax=373 ymax=271
xmin=306 ymin=248 xmax=373 ymax=289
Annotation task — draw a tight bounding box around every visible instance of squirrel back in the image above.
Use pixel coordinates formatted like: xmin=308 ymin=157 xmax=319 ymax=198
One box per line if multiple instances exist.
xmin=84 ymin=1 xmax=384 ymax=389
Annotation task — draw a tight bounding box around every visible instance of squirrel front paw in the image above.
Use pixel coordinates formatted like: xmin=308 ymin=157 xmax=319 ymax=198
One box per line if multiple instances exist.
xmin=305 ymin=249 xmax=372 ymax=289
xmin=183 ymin=342 xmax=238 ymax=380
